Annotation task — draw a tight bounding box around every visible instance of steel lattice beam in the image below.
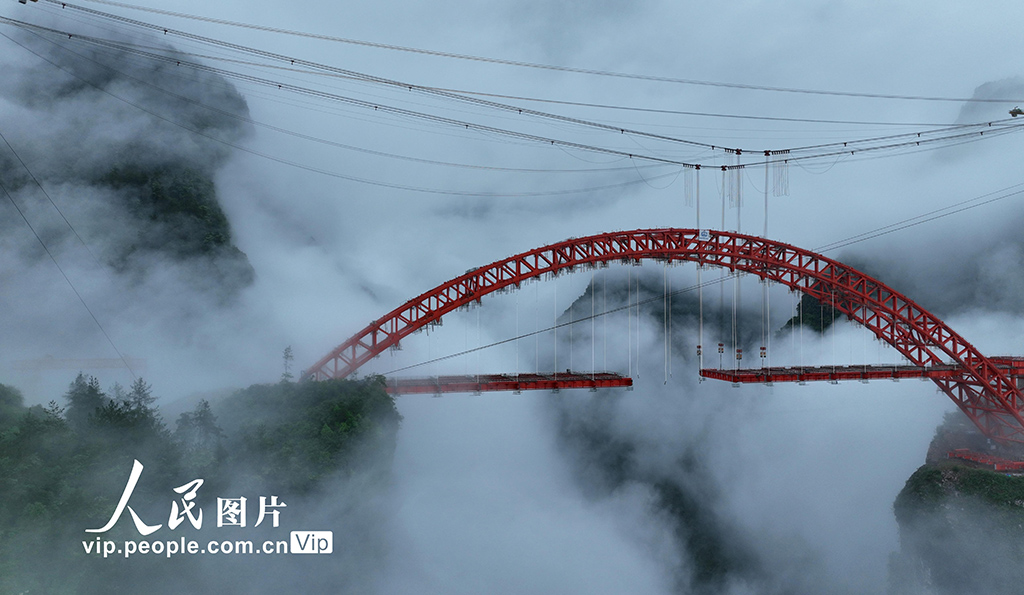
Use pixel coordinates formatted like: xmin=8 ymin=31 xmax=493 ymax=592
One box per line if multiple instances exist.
xmin=701 ymin=364 xmax=962 ymax=384
xmin=302 ymin=229 xmax=1024 ymax=443
xmin=386 ymin=372 xmax=632 ymax=395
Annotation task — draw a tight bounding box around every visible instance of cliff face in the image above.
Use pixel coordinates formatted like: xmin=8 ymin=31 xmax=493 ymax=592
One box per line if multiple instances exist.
xmin=1 ymin=31 xmax=255 ymax=301
xmin=888 ymin=413 xmax=1024 ymax=595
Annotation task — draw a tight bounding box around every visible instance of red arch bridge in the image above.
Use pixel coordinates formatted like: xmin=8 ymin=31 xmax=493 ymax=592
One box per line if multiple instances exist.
xmin=302 ymin=229 xmax=1024 ymax=444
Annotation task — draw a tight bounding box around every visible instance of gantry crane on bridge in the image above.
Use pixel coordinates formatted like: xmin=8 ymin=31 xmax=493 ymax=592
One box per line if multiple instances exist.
xmin=302 ymin=229 xmax=1024 ymax=445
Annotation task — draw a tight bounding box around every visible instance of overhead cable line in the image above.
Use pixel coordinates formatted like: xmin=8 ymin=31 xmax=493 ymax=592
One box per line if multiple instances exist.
xmin=391 ymin=87 xmax=956 ymax=128
xmin=49 ymin=0 xmax=1024 ymax=104
xmin=0 ymin=20 xmax=693 ymax=167
xmin=0 ymin=172 xmax=138 ymax=381
xmin=22 ymin=5 xmax=1014 ymax=164
xmin=14 ymin=25 xmax=950 ymax=128
xmin=9 ymin=35 xmax=665 ymax=176
xmin=6 ymin=17 xmax=1020 ymax=177
xmin=814 ymin=182 xmax=1024 ymax=253
xmin=1 ymin=31 xmax=692 ymax=198
xmin=0 ymin=128 xmax=98 ymax=261
xmin=19 ymin=5 xmax=727 ymax=152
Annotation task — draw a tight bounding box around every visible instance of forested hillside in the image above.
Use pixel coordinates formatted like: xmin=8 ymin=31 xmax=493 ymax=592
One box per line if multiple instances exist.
xmin=0 ymin=376 xmax=400 ymax=594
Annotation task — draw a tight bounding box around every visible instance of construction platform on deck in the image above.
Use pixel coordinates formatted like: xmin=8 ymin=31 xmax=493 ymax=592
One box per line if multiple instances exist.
xmin=386 ymin=371 xmax=632 ymax=395
xmin=700 ymin=364 xmax=963 ymax=385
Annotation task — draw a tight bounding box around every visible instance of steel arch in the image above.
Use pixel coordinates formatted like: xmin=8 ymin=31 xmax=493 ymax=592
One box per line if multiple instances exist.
xmin=302 ymin=228 xmax=1024 ymax=443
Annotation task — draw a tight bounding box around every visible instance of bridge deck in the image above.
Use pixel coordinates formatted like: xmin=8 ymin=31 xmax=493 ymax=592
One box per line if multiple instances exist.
xmin=386 ymin=372 xmax=632 ymax=395
xmin=700 ymin=364 xmax=963 ymax=384
xmin=947 ymin=449 xmax=1024 ymax=471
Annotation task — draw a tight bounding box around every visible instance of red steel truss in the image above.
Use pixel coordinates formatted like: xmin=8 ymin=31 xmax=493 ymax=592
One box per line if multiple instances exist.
xmin=302 ymin=229 xmax=1024 ymax=443
xmin=947 ymin=449 xmax=1024 ymax=471
xmin=701 ymin=364 xmax=963 ymax=384
xmin=704 ymin=357 xmax=1024 ymax=387
xmin=386 ymin=372 xmax=632 ymax=395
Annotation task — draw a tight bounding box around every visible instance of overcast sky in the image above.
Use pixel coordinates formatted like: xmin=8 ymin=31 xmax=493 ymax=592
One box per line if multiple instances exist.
xmin=3 ymin=1 xmax=1024 ymax=592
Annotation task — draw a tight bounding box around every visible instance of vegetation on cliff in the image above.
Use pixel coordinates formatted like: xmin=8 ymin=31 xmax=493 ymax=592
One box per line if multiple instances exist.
xmin=888 ymin=414 xmax=1024 ymax=595
xmin=97 ymin=163 xmax=255 ymax=295
xmin=0 ymin=376 xmax=400 ymax=594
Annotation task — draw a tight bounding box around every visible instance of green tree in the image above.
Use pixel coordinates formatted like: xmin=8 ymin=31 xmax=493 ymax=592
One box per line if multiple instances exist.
xmin=175 ymin=399 xmax=225 ymax=474
xmin=127 ymin=377 xmax=156 ymax=409
xmin=0 ymin=383 xmax=24 ymax=429
xmin=110 ymin=381 xmax=127 ymax=403
xmin=779 ymin=293 xmax=837 ymax=334
xmin=175 ymin=399 xmax=224 ymax=446
xmin=63 ymin=373 xmax=107 ymax=431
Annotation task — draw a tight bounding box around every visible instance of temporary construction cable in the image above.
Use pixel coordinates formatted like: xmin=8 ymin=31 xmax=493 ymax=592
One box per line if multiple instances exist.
xmin=735 ymin=152 xmax=743 ymax=370
xmin=535 ymin=282 xmax=539 ymax=374
xmin=663 ymin=263 xmax=668 ymax=383
xmin=831 ymin=288 xmax=837 ymax=375
xmin=696 ymin=167 xmax=704 ymax=378
xmin=554 ymin=274 xmax=559 ymax=375
xmin=48 ymin=0 xmax=1024 ymax=104
xmin=591 ymin=268 xmax=596 ymax=381
xmin=0 ymin=176 xmax=138 ymax=381
xmin=0 ymin=126 xmax=140 ymax=379
xmin=0 ymin=130 xmax=99 ymax=263
xmin=0 ymin=30 xmax=690 ymax=198
xmin=603 ymin=272 xmax=608 ymax=372
xmin=569 ymin=278 xmax=574 ymax=372
xmin=7 ymin=9 xmax=725 ymax=153
xmin=630 ymin=272 xmax=638 ymax=378
xmin=3 ymin=13 xmax=1022 ymax=174
xmin=761 ymin=151 xmax=770 ymax=369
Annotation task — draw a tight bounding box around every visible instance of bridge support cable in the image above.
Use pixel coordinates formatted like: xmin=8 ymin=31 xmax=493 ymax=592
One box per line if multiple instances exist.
xmin=627 ymin=268 xmax=632 ymax=378
xmin=554 ymin=274 xmax=559 ymax=375
xmin=831 ymin=288 xmax=837 ymax=376
xmin=603 ymin=272 xmax=608 ymax=373
xmin=730 ymin=152 xmax=743 ymax=370
xmin=733 ymin=273 xmax=740 ymax=369
xmin=663 ymin=263 xmax=668 ymax=384
xmin=763 ymin=152 xmax=770 ymax=241
xmin=535 ymin=282 xmax=539 ymax=374
xmin=636 ymin=272 xmax=641 ymax=379
xmin=720 ymin=167 xmax=727 ymax=370
xmin=696 ymin=168 xmax=705 ymax=378
xmin=568 ymin=275 xmax=575 ymax=373
xmin=301 ymin=229 xmax=1024 ymax=443
xmin=799 ymin=290 xmax=805 ymax=371
xmin=761 ymin=151 xmax=771 ymax=369
xmin=767 ymin=284 xmax=771 ymax=369
xmin=476 ymin=300 xmax=481 ymax=386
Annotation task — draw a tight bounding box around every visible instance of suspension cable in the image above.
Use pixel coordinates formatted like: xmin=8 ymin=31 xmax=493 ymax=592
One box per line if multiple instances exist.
xmin=48 ymin=0 xmax=1024 ymax=104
